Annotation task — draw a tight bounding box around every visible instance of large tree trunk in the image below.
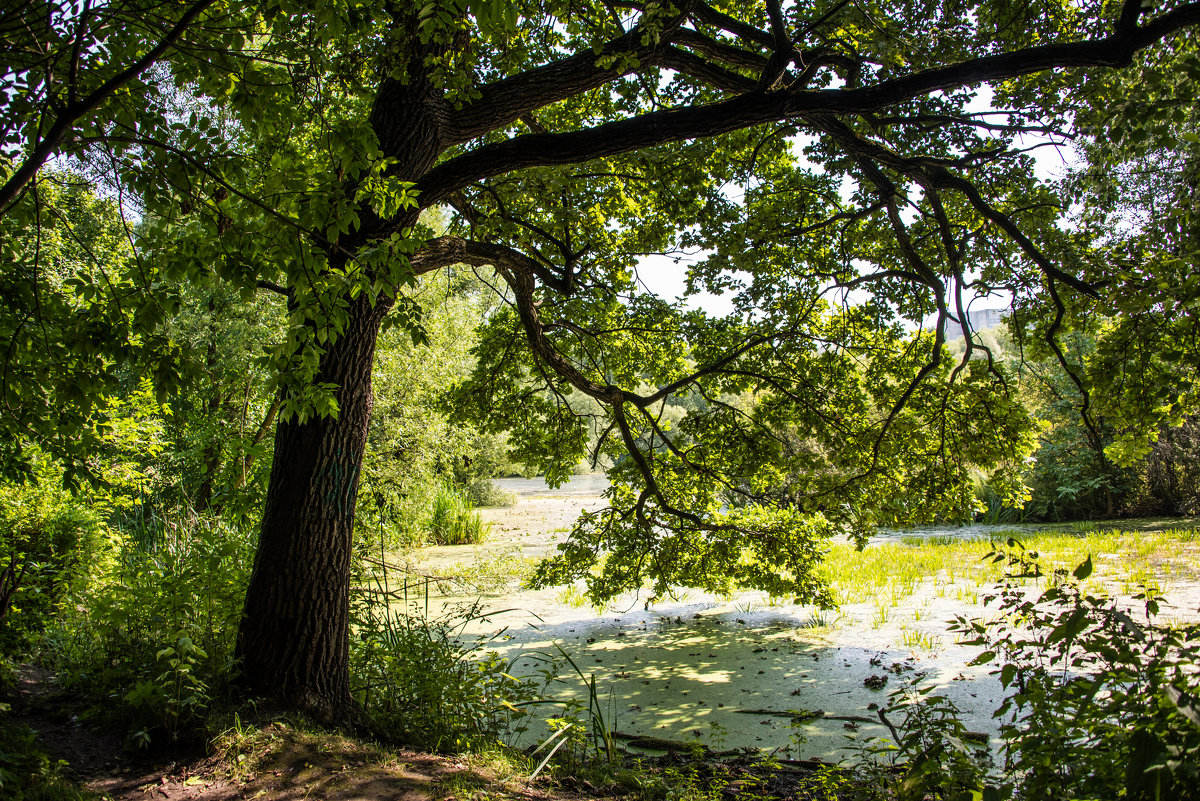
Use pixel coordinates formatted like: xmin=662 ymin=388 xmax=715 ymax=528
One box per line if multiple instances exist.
xmin=235 ymin=293 xmax=388 ymax=722
xmin=234 ymin=43 xmax=440 ymax=720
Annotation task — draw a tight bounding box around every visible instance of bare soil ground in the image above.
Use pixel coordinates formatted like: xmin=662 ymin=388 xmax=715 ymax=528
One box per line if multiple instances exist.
xmin=7 ymin=664 xmax=549 ymax=801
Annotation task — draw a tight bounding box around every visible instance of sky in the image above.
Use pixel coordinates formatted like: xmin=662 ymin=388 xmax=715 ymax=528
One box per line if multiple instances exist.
xmin=633 ymin=86 xmax=1082 ymax=326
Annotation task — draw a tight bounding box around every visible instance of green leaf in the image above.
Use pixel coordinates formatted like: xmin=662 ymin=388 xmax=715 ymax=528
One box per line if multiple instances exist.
xmin=999 ymin=663 xmax=1017 ymax=688
xmin=1165 ymin=685 xmax=1200 ymax=729
xmin=1047 ymin=608 xmax=1089 ymax=644
xmin=1072 ymin=555 xmax=1093 ymax=581
xmin=970 ymin=650 xmax=996 ymax=666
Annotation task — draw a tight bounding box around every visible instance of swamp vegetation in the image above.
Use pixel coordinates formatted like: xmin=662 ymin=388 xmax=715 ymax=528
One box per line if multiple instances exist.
xmin=3 ymin=0 xmax=1200 ymax=798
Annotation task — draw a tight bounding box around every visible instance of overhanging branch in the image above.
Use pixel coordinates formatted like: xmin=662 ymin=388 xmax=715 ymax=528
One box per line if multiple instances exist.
xmin=441 ymin=0 xmax=699 ymax=145
xmin=417 ymin=5 xmax=1200 ymax=204
xmin=0 ymin=0 xmax=219 ymax=215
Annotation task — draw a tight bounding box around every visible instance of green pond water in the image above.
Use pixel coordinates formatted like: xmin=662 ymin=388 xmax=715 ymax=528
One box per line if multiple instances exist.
xmin=394 ymin=477 xmax=1199 ymax=761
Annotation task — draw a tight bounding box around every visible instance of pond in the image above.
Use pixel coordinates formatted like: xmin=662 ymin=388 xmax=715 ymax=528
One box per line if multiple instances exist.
xmin=396 ymin=475 xmax=1200 ymax=761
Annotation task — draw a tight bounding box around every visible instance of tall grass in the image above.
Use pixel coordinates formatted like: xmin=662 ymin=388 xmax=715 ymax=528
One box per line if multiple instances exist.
xmin=350 ymin=573 xmax=541 ymax=750
xmin=426 ymin=483 xmax=490 ymax=545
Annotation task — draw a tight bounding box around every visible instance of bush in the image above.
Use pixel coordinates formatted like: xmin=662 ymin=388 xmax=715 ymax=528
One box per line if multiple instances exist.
xmin=952 ymin=542 xmax=1200 ymax=800
xmin=465 ymin=478 xmax=516 ymax=508
xmin=871 ymin=684 xmax=993 ymax=801
xmin=43 ymin=514 xmax=253 ymax=746
xmin=349 ymin=580 xmax=540 ymax=750
xmin=358 ymin=480 xmax=499 ymax=552
xmin=1125 ymin=417 xmax=1200 ymax=516
xmin=0 ymin=478 xmax=106 ymax=651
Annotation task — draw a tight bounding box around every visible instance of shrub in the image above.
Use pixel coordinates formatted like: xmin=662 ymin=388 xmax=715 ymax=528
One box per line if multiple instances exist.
xmin=465 ymin=477 xmax=516 ymax=508
xmin=0 ymin=478 xmax=106 ymax=651
xmin=349 ymin=581 xmax=540 ymax=750
xmin=871 ymin=684 xmax=994 ymax=801
xmin=43 ymin=514 xmax=253 ymax=745
xmin=123 ymin=634 xmax=212 ymax=748
xmin=952 ymin=542 xmax=1200 ymax=800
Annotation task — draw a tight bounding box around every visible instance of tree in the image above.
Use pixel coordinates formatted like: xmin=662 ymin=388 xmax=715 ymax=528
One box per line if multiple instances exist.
xmin=1005 ymin=16 xmax=1200 ymax=515
xmin=0 ymin=0 xmax=265 ymax=477
xmin=1055 ymin=19 xmax=1200 ymax=469
xmin=361 ymin=268 xmax=513 ymax=548
xmin=0 ymin=0 xmax=234 ymax=212
xmin=161 ymin=282 xmax=284 ymax=516
xmin=0 ymin=171 xmax=157 ymax=482
xmin=4 ymin=0 xmax=1200 ymax=723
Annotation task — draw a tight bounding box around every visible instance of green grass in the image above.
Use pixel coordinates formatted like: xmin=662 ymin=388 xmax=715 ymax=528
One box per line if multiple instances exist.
xmin=899 ymin=627 xmax=942 ymax=651
xmin=820 ymin=524 xmax=1200 ymax=608
xmin=555 ymin=584 xmax=591 ymax=609
xmin=798 ymin=608 xmax=841 ymax=629
xmin=871 ymin=604 xmax=891 ymax=629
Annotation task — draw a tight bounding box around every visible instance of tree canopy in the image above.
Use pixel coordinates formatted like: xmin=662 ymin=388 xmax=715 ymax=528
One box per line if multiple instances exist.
xmin=3 ymin=0 xmax=1199 ymax=718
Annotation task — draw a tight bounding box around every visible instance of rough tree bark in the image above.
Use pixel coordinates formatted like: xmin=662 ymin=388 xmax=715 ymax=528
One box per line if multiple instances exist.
xmin=235 ymin=33 xmax=443 ymax=718
xmin=236 ymin=291 xmax=394 ymax=721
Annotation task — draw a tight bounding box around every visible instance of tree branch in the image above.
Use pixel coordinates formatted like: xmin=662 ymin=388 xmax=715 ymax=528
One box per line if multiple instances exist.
xmin=417 ymin=5 xmax=1200 ymax=204
xmin=810 ymin=114 xmax=1099 ymax=298
xmin=440 ymin=1 xmax=698 ymax=145
xmin=0 ymin=0 xmax=218 ymax=215
xmin=659 ymin=46 xmax=757 ymax=92
xmin=672 ymin=27 xmax=770 ymax=71
xmin=257 ymin=279 xmax=291 ymax=297
xmin=410 ymin=236 xmax=571 ymax=294
xmin=691 ymin=2 xmax=775 ymax=49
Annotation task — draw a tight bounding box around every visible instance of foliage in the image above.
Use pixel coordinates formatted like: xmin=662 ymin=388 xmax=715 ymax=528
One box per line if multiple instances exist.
xmin=124 ymin=635 xmax=211 ymax=747
xmin=872 ymin=684 xmax=994 ymax=801
xmin=0 ymin=173 xmax=169 ymax=484
xmin=0 ymin=166 xmax=284 ymax=515
xmin=1063 ymin=27 xmax=1200 ymax=469
xmin=531 ymin=500 xmax=842 ymax=607
xmin=0 ymin=168 xmax=285 ymax=521
xmin=0 ymin=718 xmax=89 ymax=801
xmin=360 ymin=269 xmax=514 ymax=550
xmin=43 ymin=514 xmax=253 ymax=745
xmin=0 ymin=467 xmax=106 ymax=650
xmin=426 ymin=482 xmax=491 ymax=546
xmin=952 ymin=543 xmax=1200 ymax=800
xmin=1015 ymin=337 xmax=1135 ymax=521
xmin=464 ymin=477 xmax=517 ymax=509
xmin=1003 ymin=22 xmax=1200 ymax=519
xmin=970 ymin=322 xmax=1200 ymax=522
xmin=348 ymin=578 xmax=541 ymax=750
xmin=466 ymin=295 xmax=1042 ymax=604
xmin=1126 ymin=416 xmax=1200 ymax=516
xmin=157 ymin=282 xmax=285 ymax=518
xmin=5 ymin=0 xmax=1200 ymax=713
